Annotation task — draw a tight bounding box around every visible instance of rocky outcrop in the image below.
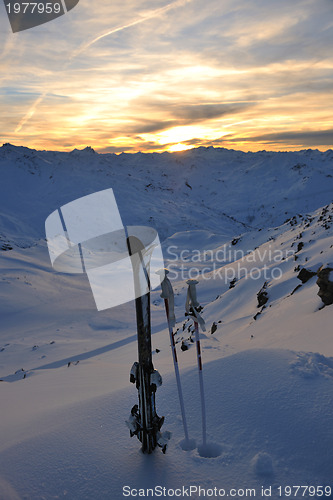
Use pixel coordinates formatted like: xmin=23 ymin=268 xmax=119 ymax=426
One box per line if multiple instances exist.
xmin=297 ymin=268 xmax=316 ymax=283
xmin=257 ymin=282 xmax=269 ymax=308
xmin=317 ymin=266 xmax=333 ymax=306
xmin=210 ymin=322 xmax=217 ymax=334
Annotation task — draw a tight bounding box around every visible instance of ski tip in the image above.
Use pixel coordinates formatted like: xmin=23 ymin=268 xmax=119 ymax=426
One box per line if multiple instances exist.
xmin=156 ymin=268 xmax=169 ymax=276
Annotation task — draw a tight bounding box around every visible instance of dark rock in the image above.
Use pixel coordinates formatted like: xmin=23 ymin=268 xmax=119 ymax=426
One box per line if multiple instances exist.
xmin=297 ymin=268 xmax=316 ymax=284
xmin=257 ymin=282 xmax=268 ymax=308
xmin=210 ymin=322 xmax=217 ymax=334
xmin=317 ymin=266 xmax=333 ymax=306
xmin=1 ymin=243 xmax=13 ymax=251
xmin=297 ymin=241 xmax=304 ymax=252
xmin=181 ymin=341 xmax=188 ymax=351
xmin=229 ymin=278 xmax=237 ymax=289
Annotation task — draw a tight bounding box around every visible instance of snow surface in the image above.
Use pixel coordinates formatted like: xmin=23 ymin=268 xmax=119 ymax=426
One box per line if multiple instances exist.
xmin=0 ymin=145 xmax=333 ymax=499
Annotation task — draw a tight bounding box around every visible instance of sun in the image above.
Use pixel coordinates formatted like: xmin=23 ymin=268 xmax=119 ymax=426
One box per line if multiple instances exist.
xmin=168 ymin=143 xmax=193 ymax=152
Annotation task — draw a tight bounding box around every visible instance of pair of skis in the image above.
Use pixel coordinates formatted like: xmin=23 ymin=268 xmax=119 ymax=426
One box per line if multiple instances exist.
xmin=126 ymin=236 xmax=168 ymax=454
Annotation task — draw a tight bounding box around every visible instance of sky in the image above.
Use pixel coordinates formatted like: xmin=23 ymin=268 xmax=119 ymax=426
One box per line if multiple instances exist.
xmin=0 ymin=0 xmax=333 ymax=153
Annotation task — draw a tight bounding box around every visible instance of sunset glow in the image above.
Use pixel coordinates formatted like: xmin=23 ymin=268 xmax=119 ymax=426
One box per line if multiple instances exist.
xmin=0 ymin=0 xmax=332 ymax=153
xmin=167 ymin=143 xmax=193 ymax=152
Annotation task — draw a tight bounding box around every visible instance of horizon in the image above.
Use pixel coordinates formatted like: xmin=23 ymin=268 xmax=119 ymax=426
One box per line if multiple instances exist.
xmin=2 ymin=142 xmax=333 ymax=156
xmin=1 ymin=0 xmax=333 ymax=153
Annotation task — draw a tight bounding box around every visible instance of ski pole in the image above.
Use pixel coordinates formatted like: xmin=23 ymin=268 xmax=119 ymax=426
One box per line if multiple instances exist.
xmin=186 ymin=279 xmax=207 ymax=447
xmin=158 ymin=269 xmax=192 ymax=447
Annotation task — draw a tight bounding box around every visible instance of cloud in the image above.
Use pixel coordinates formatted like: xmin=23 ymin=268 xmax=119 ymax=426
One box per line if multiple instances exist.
xmin=127 ymin=120 xmax=177 ymax=134
xmin=227 ymin=130 xmax=333 ymax=147
xmin=170 ymin=102 xmax=256 ymax=121
xmin=71 ymin=0 xmax=194 ymax=59
xmin=15 ymin=92 xmax=47 ymax=133
xmin=123 ymin=101 xmax=257 ymax=135
xmin=1 ymin=0 xmax=333 ymax=152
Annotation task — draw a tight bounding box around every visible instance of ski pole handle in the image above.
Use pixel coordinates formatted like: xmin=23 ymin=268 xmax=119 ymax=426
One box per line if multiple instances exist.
xmin=157 ymin=269 xmax=176 ymax=327
xmin=186 ymin=279 xmax=200 ymax=308
xmin=186 ymin=279 xmax=206 ymax=332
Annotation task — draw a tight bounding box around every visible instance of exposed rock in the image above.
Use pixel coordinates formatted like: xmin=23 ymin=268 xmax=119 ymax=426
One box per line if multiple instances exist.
xmin=297 ymin=268 xmax=316 ymax=284
xmin=210 ymin=322 xmax=217 ymax=334
xmin=229 ymin=278 xmax=237 ymax=289
xmin=296 ymin=241 xmax=304 ymax=252
xmin=1 ymin=243 xmax=13 ymax=251
xmin=254 ymin=305 xmax=266 ymax=320
xmin=181 ymin=341 xmax=188 ymax=351
xmin=317 ymin=266 xmax=333 ymax=306
xmin=257 ymin=282 xmax=268 ymax=308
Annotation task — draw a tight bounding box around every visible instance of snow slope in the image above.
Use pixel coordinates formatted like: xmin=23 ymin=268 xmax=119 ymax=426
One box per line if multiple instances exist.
xmin=0 ymin=145 xmax=333 ymax=499
xmin=1 ymin=350 xmax=333 ymax=500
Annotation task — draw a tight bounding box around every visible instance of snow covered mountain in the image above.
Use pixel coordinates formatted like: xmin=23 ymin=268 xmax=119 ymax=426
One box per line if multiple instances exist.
xmin=0 ymin=144 xmax=333 ymax=499
xmin=1 ymin=143 xmax=333 ymax=245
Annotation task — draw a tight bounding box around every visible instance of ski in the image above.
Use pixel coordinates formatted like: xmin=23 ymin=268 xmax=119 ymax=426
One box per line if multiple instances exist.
xmin=126 ymin=235 xmax=164 ymax=453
